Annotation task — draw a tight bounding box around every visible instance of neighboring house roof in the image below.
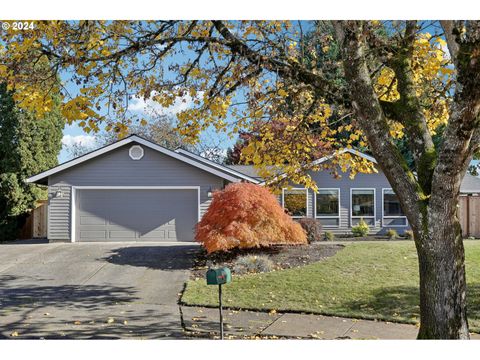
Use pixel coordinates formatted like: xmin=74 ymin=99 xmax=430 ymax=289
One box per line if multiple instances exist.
xmin=26 ymin=135 xmax=259 ymax=185
xmin=460 ymin=173 xmax=480 ymax=194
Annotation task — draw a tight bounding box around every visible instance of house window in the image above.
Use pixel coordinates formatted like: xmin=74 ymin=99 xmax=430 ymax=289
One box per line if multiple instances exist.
xmin=315 ymin=189 xmax=340 ymax=227
xmin=382 ymin=188 xmax=407 ymax=226
xmin=351 ymin=188 xmax=375 ymax=226
xmin=283 ymin=189 xmax=308 ymax=218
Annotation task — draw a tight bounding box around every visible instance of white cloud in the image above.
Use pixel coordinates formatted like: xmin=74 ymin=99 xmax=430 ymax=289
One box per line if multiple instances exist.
xmin=128 ymin=90 xmax=203 ymax=116
xmin=61 ymin=134 xmax=97 ymax=148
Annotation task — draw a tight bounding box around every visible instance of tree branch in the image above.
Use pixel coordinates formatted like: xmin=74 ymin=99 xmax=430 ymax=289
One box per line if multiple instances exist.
xmin=211 ymin=20 xmax=338 ymax=102
xmin=332 ymin=20 xmax=424 ymax=232
xmin=440 ymin=20 xmax=460 ymax=64
xmin=387 ymin=20 xmax=436 ymax=193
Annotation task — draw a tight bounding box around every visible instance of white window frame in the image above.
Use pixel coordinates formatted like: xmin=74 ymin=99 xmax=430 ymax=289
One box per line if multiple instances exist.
xmin=314 ymin=188 xmax=341 ymax=228
xmin=350 ymin=188 xmax=376 ymax=227
xmin=282 ymin=188 xmax=309 ymax=218
xmin=381 ymin=188 xmax=408 ymax=227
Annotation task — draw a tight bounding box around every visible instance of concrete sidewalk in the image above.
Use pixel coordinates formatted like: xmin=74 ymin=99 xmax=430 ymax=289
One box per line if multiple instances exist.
xmin=181 ymin=306 xmax=480 ymax=340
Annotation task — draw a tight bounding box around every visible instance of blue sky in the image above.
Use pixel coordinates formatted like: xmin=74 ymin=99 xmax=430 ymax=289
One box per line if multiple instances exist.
xmin=57 ymin=21 xmax=466 ymax=170
xmin=57 ymin=22 xmax=242 ymax=163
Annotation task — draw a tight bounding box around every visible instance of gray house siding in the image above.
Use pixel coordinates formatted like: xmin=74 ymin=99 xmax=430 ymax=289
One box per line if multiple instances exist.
xmin=47 ymin=184 xmax=71 ymax=242
xmin=282 ymin=168 xmax=410 ymax=234
xmin=47 ymin=142 xmax=224 ymax=241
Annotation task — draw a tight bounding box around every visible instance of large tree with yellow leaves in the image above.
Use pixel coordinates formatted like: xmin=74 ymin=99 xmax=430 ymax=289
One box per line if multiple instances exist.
xmin=1 ymin=20 xmax=480 ymax=339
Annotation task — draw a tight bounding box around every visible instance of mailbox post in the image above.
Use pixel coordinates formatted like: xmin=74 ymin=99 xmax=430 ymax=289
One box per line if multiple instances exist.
xmin=206 ymin=267 xmax=232 ymax=339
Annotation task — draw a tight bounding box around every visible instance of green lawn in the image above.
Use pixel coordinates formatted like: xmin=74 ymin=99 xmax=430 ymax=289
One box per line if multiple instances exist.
xmin=182 ymin=241 xmax=480 ymax=332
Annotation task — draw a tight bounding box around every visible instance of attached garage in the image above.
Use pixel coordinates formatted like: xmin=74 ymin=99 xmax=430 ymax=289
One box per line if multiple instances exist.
xmin=26 ymin=135 xmax=259 ymax=243
xmin=74 ymin=187 xmax=199 ymax=242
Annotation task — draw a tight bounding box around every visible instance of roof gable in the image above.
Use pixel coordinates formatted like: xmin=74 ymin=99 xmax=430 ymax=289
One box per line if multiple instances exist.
xmin=257 ymin=148 xmax=377 ymax=185
xmin=310 ymin=148 xmax=377 ymax=166
xmin=26 ymin=135 xmax=256 ymax=185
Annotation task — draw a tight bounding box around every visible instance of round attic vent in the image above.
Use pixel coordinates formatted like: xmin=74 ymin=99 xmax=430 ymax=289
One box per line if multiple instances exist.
xmin=129 ymin=145 xmax=144 ymax=160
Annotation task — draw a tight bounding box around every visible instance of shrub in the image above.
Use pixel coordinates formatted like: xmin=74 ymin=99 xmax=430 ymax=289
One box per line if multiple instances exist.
xmin=297 ymin=218 xmax=323 ymax=243
xmin=404 ymin=230 xmax=414 ymax=240
xmin=351 ymin=218 xmax=369 ymax=237
xmin=325 ymin=231 xmax=335 ymax=241
xmin=195 ymin=183 xmax=307 ymax=253
xmin=233 ymin=255 xmax=274 ymax=274
xmin=386 ymin=228 xmax=398 ymax=240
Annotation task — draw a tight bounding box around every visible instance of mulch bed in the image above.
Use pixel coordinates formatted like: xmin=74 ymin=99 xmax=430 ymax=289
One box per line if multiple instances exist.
xmin=190 ymin=242 xmax=344 ymax=280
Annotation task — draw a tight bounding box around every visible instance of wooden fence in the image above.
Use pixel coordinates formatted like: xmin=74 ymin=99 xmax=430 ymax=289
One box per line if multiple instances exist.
xmin=459 ymin=195 xmax=480 ymax=238
xmin=18 ymin=200 xmax=48 ymax=239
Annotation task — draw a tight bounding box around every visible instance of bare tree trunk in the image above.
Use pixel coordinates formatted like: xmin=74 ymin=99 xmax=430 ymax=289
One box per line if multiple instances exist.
xmin=415 ymin=218 xmax=469 ymax=339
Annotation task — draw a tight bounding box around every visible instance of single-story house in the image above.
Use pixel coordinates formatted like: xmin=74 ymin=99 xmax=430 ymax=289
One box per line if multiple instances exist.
xmin=26 ymin=134 xmax=480 ymax=242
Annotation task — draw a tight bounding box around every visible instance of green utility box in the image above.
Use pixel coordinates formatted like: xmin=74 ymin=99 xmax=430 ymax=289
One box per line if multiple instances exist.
xmin=206 ymin=267 xmax=232 ymax=285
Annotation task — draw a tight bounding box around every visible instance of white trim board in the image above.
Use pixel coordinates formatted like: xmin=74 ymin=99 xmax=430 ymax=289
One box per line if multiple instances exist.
xmin=70 ymin=186 xmax=201 ymax=243
xmin=26 ymin=135 xmax=254 ymax=184
xmin=311 ymin=148 xmax=378 ymax=167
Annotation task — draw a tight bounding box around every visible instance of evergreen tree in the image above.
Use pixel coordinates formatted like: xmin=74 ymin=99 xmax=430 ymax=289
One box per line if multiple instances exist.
xmin=0 ymin=83 xmax=64 ymax=241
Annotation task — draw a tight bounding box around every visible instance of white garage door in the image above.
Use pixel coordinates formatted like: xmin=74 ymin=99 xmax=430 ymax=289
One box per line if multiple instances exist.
xmin=75 ymin=188 xmax=198 ymax=242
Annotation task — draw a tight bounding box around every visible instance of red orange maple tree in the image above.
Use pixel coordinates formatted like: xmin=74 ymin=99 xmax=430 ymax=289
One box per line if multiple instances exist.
xmin=195 ymin=183 xmax=307 ymax=253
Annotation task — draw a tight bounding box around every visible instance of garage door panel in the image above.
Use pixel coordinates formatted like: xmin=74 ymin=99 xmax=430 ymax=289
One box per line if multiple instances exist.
xmin=109 ymin=230 xmax=137 ymax=238
xmin=140 ymin=230 xmax=167 ymax=239
xmin=76 ymin=189 xmax=197 ymax=242
xmin=80 ymin=230 xmax=107 ymax=240
xmin=80 ymin=215 xmax=106 ymax=225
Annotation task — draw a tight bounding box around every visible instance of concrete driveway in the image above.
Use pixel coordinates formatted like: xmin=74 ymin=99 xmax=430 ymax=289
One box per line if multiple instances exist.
xmin=0 ymin=241 xmax=199 ymax=339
